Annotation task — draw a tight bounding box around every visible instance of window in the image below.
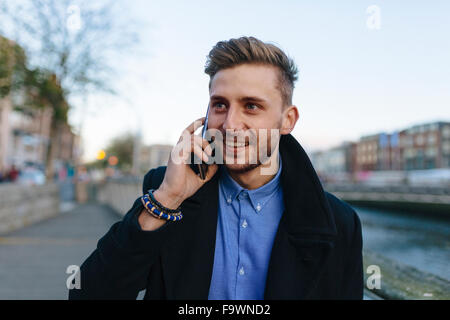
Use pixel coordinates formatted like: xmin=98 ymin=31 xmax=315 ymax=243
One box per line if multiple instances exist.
xmin=442 ymin=125 xmax=450 ymax=138
xmin=442 ymin=142 xmax=450 ymax=155
xmin=427 ymin=133 xmax=436 ymax=145
xmin=416 ymin=134 xmax=425 ymax=145
xmin=425 ymin=147 xmax=437 ymax=157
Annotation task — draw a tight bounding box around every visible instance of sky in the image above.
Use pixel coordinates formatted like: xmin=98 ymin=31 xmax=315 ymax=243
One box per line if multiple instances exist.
xmin=68 ymin=0 xmax=450 ymax=161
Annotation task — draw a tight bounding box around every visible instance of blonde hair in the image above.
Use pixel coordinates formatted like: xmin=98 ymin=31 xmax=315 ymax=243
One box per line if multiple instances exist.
xmin=205 ymin=36 xmax=298 ymax=107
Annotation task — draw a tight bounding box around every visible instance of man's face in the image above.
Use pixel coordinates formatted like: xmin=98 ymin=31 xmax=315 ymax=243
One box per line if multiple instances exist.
xmin=207 ymin=63 xmax=286 ymax=174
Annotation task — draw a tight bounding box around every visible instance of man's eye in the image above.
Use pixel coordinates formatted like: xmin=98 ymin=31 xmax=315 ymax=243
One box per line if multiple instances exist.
xmin=213 ymin=103 xmax=226 ymax=110
xmin=246 ymin=104 xmax=259 ymax=110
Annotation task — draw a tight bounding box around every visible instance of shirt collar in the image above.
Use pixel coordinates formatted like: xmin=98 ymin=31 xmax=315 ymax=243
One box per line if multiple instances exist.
xmin=219 ymin=151 xmax=283 ymax=214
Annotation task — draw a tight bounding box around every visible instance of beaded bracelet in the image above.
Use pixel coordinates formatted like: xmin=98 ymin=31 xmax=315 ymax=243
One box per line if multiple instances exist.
xmin=141 ymin=196 xmax=183 ymax=221
xmin=140 ymin=194 xmax=183 ymax=221
xmin=144 ymin=193 xmax=182 ymax=217
xmin=147 ymin=189 xmax=182 ymax=214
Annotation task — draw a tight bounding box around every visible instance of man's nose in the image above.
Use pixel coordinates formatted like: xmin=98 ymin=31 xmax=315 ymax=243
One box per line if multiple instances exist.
xmin=222 ymin=106 xmax=245 ymax=131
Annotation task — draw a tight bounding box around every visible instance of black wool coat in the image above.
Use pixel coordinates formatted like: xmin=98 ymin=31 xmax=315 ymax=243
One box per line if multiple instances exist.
xmin=69 ymin=134 xmax=364 ymax=300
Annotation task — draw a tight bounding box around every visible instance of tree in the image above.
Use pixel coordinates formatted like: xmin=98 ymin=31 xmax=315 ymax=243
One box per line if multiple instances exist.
xmin=105 ymin=133 xmax=135 ymax=172
xmin=21 ymin=69 xmax=70 ymax=178
xmin=0 ymin=35 xmax=27 ymax=98
xmin=0 ymin=0 xmax=138 ymax=96
xmin=0 ymin=0 xmax=139 ymax=179
xmin=1 ymin=35 xmax=71 ymax=178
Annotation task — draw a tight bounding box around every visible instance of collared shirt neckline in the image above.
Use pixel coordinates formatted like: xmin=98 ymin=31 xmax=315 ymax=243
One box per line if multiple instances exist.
xmin=219 ymin=152 xmax=282 ymax=214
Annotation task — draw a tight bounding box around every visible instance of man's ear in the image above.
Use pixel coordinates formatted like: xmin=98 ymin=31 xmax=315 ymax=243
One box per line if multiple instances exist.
xmin=280 ymin=105 xmax=299 ymax=135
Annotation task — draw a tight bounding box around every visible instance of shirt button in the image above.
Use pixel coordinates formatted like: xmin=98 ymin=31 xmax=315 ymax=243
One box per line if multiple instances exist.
xmin=227 ymin=197 xmax=232 ymax=204
xmin=256 ymin=204 xmax=262 ymax=212
xmin=241 ymin=219 xmax=248 ymax=228
xmin=239 ymin=267 xmax=245 ymax=276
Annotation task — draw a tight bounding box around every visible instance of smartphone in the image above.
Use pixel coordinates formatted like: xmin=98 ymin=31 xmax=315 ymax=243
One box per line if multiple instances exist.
xmin=190 ymin=104 xmax=210 ymax=180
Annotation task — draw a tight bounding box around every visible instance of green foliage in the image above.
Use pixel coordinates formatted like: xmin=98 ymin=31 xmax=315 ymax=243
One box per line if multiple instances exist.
xmin=0 ymin=36 xmax=28 ymax=98
xmin=22 ymin=68 xmax=69 ymax=124
xmin=85 ymin=158 xmax=108 ymax=170
xmin=84 ymin=133 xmax=135 ymax=172
xmin=0 ymin=35 xmax=69 ymax=125
xmin=105 ymin=133 xmax=135 ymax=171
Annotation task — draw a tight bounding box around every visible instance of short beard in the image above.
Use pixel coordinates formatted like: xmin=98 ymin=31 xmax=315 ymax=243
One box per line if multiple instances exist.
xmin=224 ymin=144 xmax=274 ymax=175
xmin=221 ymin=125 xmax=281 ymax=175
xmin=225 ymin=161 xmax=262 ymax=174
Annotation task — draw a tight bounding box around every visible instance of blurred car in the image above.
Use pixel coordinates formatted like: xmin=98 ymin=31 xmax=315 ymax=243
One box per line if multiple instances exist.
xmin=18 ymin=167 xmax=46 ymax=186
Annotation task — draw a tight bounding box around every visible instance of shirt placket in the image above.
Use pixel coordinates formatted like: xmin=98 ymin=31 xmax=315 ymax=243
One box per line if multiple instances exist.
xmin=235 ymin=190 xmax=250 ymax=299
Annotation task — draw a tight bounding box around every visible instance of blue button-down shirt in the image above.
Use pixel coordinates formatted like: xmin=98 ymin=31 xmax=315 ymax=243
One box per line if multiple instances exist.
xmin=208 ymin=153 xmax=285 ymax=300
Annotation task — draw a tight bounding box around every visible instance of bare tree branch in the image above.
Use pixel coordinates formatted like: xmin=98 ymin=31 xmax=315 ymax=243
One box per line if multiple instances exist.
xmin=0 ymin=0 xmax=140 ymax=97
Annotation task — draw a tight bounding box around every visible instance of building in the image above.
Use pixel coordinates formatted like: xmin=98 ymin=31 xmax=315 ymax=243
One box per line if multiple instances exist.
xmin=400 ymin=121 xmax=450 ymax=170
xmin=7 ymin=105 xmax=53 ymax=169
xmin=315 ymin=120 xmax=450 ymax=178
xmin=389 ymin=130 xmax=404 ymax=170
xmin=0 ymin=95 xmax=80 ymax=177
xmin=52 ymin=122 xmax=80 ymax=163
xmin=355 ymin=133 xmax=381 ymax=171
xmin=442 ymin=124 xmax=450 ymax=168
xmin=310 ymin=142 xmax=355 ymax=183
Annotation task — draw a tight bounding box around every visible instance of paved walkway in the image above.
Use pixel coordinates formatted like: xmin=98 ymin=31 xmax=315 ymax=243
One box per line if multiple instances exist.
xmin=0 ymin=203 xmax=120 ymax=299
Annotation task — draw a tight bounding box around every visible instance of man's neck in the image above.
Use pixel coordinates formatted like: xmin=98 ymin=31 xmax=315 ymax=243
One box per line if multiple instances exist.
xmin=226 ymin=151 xmax=280 ymax=190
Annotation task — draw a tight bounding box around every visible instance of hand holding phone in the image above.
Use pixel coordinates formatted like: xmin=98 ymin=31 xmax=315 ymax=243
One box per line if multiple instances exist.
xmin=139 ymin=113 xmax=218 ymax=231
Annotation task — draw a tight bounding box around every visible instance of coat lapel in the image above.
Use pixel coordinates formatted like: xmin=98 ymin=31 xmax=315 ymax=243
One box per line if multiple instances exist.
xmin=264 ymin=134 xmax=338 ymax=299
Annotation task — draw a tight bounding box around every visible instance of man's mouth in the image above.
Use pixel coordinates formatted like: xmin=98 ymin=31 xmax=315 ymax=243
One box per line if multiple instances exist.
xmin=223 ymin=139 xmax=250 ymax=156
xmin=224 ymin=141 xmax=250 ymax=148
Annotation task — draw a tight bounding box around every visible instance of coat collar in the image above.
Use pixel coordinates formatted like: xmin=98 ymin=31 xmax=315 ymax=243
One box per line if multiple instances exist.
xmin=165 ymin=133 xmax=338 ymax=299
xmin=278 ymin=133 xmax=337 ymax=236
xmin=195 ymin=133 xmax=337 ymax=237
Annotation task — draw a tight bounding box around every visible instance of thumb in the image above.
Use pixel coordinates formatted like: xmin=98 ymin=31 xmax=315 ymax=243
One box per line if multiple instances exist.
xmin=204 ymin=164 xmax=219 ymax=182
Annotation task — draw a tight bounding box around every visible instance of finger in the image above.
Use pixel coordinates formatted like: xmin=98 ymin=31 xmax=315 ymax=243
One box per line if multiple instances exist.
xmin=204 ymin=143 xmax=213 ymax=157
xmin=192 ymin=143 xmax=209 ymax=163
xmin=175 ymin=132 xmax=206 ymax=156
xmin=205 ymin=163 xmax=219 ymax=180
xmin=192 ymin=135 xmax=213 ymax=156
xmin=183 ymin=117 xmax=205 ymax=135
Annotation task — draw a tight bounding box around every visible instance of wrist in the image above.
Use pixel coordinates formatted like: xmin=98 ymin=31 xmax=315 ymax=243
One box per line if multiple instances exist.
xmin=153 ymin=187 xmax=184 ymax=210
xmin=138 ymin=209 xmax=167 ymax=231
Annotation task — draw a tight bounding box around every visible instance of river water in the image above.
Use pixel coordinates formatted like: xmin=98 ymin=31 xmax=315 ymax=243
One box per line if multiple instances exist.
xmin=351 ymin=205 xmax=450 ymax=281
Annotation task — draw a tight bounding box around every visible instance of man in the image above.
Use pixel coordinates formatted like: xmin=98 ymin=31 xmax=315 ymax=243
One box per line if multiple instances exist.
xmin=69 ymin=36 xmax=363 ymax=300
